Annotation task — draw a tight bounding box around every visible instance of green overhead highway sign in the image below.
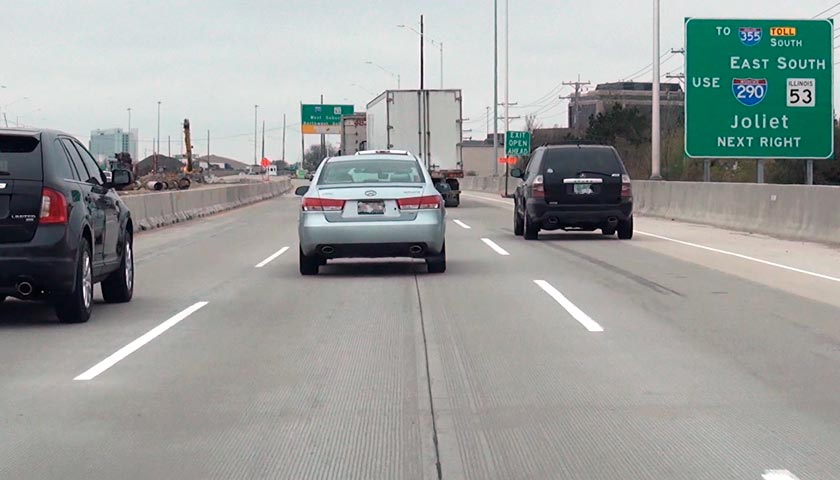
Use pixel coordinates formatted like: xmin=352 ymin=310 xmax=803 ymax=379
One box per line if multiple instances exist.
xmin=685 ymin=18 xmax=834 ymax=159
xmin=505 ymin=131 xmax=531 ymax=156
xmin=301 ymin=104 xmax=354 ymax=135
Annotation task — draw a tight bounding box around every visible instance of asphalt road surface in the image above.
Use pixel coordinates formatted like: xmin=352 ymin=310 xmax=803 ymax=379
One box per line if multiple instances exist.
xmin=2 ymin=189 xmax=839 ymax=480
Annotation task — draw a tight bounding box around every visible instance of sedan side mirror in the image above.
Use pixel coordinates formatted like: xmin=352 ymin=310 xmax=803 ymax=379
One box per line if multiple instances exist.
xmin=295 ymin=185 xmax=310 ymax=196
xmin=111 ymin=169 xmax=133 ymax=188
xmin=510 ymin=168 xmax=523 ymax=179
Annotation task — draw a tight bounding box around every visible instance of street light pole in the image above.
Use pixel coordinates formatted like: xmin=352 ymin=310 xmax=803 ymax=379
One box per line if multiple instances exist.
xmin=127 ymin=107 xmax=132 ymax=132
xmin=651 ymin=0 xmax=662 ymax=180
xmin=155 ymin=100 xmax=161 ymax=172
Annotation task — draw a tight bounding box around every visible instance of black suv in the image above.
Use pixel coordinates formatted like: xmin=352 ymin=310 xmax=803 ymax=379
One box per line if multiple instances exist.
xmin=511 ymin=144 xmax=633 ymax=240
xmin=0 ymin=129 xmax=135 ymax=323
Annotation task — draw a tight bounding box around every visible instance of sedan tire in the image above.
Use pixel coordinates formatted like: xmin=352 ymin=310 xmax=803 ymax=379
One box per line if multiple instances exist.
xmin=426 ymin=244 xmax=446 ymax=273
xmin=299 ymin=247 xmax=320 ymax=276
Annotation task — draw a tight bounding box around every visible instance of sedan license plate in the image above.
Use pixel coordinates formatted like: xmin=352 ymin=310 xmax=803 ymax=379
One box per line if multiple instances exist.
xmin=573 ymin=184 xmax=594 ymax=195
xmin=357 ymin=200 xmax=385 ymax=215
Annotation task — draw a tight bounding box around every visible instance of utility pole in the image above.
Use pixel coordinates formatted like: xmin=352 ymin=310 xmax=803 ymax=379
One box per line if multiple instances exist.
xmin=207 ymin=130 xmax=210 ymax=165
xmin=562 ymin=75 xmax=591 ymax=130
xmin=493 ymin=0 xmax=499 ymax=176
xmin=167 ymin=135 xmax=171 ymax=158
xmin=420 ymin=15 xmax=425 ymax=90
xmin=504 ymin=0 xmax=510 ymax=138
xmin=184 ymin=119 xmax=193 ymax=173
xmin=486 ymin=106 xmax=491 ymax=138
xmin=254 ymin=104 xmax=259 ymax=166
xmin=127 ymin=107 xmax=131 ymax=132
xmin=282 ymin=113 xmax=287 ymax=163
xmin=651 ymin=0 xmax=662 ymax=180
xmin=261 ymin=120 xmax=265 ymax=161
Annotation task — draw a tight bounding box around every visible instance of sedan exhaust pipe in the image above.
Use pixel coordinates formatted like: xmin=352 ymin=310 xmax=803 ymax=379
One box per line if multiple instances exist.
xmin=320 ymin=245 xmax=335 ymax=255
xmin=408 ymin=245 xmax=424 ymax=256
xmin=16 ymin=281 xmax=34 ymax=297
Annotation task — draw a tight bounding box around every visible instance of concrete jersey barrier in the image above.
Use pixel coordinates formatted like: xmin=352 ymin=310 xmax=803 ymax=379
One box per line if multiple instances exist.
xmin=121 ymin=179 xmax=291 ymax=232
xmin=461 ymin=175 xmax=840 ymax=245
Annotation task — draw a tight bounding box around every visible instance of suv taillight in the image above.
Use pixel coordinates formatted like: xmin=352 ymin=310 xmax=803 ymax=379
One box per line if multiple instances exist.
xmin=40 ymin=187 xmax=68 ymax=224
xmin=621 ymin=174 xmax=632 ymax=198
xmin=398 ymin=195 xmax=441 ymax=210
xmin=301 ymin=197 xmax=345 ymax=211
xmin=532 ymin=174 xmax=545 ymax=198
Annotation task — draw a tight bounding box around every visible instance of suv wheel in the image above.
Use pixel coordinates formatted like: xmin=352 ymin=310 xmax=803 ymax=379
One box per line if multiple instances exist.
xmin=299 ymin=247 xmax=320 ymax=275
xmin=513 ymin=204 xmax=524 ymax=236
xmin=617 ymin=216 xmax=634 ymax=240
xmin=56 ymin=238 xmax=93 ymax=324
xmin=523 ymin=214 xmax=539 ymax=240
xmin=426 ymin=243 xmax=446 ymax=273
xmin=102 ymin=232 xmax=134 ymax=303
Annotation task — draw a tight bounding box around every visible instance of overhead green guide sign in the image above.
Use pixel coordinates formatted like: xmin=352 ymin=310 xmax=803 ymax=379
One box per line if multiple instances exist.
xmin=685 ymin=18 xmax=834 ymax=159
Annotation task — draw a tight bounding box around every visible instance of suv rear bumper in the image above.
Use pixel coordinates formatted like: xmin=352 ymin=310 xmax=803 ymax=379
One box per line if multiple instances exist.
xmin=0 ymin=225 xmax=77 ymax=298
xmin=525 ymin=198 xmax=633 ymax=230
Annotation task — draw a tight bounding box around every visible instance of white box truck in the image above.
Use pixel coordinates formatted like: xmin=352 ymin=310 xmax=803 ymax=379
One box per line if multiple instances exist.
xmin=366 ymin=90 xmax=464 ymax=207
xmin=339 ymin=113 xmax=367 ymax=156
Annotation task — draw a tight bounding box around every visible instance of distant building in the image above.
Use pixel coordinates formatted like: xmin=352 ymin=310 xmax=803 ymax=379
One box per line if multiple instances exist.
xmin=569 ymin=82 xmax=684 ymax=131
xmin=459 ymin=134 xmax=505 ymax=177
xmin=89 ymin=128 xmax=138 ymax=166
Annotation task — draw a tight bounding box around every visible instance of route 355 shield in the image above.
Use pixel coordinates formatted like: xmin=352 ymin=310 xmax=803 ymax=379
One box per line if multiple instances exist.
xmin=739 ymin=27 xmax=762 ymax=46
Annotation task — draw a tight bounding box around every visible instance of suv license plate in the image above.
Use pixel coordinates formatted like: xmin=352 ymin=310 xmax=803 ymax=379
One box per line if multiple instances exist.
xmin=358 ymin=200 xmax=385 ymax=214
xmin=573 ymin=184 xmax=593 ymax=195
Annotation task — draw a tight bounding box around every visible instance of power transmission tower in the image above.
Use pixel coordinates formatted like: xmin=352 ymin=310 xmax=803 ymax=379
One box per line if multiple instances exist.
xmin=562 ymin=75 xmax=591 ymax=130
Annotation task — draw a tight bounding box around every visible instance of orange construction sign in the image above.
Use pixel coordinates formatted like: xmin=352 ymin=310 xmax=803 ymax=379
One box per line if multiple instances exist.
xmin=497 ymin=156 xmax=517 ymax=164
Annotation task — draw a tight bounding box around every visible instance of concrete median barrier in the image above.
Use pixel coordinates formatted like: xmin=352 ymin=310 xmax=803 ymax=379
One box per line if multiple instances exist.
xmin=461 ymin=175 xmax=840 ymax=244
xmin=121 ymin=179 xmax=291 ymax=232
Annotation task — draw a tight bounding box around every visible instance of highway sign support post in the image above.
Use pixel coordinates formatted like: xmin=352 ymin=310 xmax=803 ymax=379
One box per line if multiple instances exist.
xmin=685 ymin=19 xmax=834 ymax=176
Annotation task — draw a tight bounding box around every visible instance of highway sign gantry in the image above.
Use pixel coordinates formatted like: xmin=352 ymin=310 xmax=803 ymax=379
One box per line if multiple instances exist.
xmin=685 ymin=18 xmax=834 ymax=159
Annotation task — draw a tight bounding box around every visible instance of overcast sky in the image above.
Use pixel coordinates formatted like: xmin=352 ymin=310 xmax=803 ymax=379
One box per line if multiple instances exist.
xmin=0 ymin=0 xmax=828 ymax=164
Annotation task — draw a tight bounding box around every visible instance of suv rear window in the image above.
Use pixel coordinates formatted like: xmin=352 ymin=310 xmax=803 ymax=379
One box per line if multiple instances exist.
xmin=542 ymin=147 xmax=624 ymax=177
xmin=318 ymin=159 xmax=424 ymax=185
xmin=0 ymin=134 xmax=42 ymax=180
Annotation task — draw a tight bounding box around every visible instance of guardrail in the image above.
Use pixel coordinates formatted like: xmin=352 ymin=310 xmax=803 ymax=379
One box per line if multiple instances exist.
xmin=121 ymin=179 xmax=291 ymax=231
xmin=461 ymin=176 xmax=840 ymax=244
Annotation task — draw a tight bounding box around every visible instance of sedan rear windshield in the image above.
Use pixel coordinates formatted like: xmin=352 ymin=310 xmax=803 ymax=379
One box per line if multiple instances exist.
xmin=0 ymin=134 xmax=42 ymax=180
xmin=319 ymin=159 xmax=424 ymax=185
xmin=543 ymin=148 xmax=624 ymax=177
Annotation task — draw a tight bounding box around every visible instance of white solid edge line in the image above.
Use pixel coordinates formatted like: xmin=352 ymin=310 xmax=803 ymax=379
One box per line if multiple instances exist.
xmin=534 ymin=280 xmax=604 ymax=332
xmin=637 ymin=231 xmax=840 ymax=284
xmin=255 ymin=246 xmax=290 ymax=268
xmin=453 ymin=219 xmax=472 ymax=229
xmin=762 ymin=470 xmax=801 ymax=480
xmin=481 ymin=238 xmax=510 ymax=256
xmin=74 ymin=301 xmax=209 ymax=381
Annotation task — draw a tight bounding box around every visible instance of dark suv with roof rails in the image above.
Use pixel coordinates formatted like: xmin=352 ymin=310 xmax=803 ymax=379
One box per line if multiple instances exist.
xmin=511 ymin=144 xmax=633 ymax=240
xmin=0 ymin=128 xmax=135 ymax=323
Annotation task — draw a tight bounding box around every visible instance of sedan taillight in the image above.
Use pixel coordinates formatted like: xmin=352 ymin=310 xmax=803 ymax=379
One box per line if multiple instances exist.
xmin=301 ymin=197 xmax=345 ymax=211
xmin=40 ymin=187 xmax=68 ymax=224
xmin=397 ymin=195 xmax=441 ymax=210
xmin=532 ymin=174 xmax=545 ymax=198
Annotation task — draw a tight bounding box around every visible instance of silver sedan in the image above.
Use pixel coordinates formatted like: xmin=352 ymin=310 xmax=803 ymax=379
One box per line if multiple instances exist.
xmin=295 ymin=153 xmax=446 ymax=275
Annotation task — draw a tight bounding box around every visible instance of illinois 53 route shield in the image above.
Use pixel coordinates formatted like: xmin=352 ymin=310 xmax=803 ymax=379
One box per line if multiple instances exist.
xmin=685 ymin=18 xmax=834 ymax=159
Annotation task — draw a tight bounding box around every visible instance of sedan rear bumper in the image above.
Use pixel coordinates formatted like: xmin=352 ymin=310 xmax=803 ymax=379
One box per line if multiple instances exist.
xmin=299 ymin=211 xmax=445 ymax=257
